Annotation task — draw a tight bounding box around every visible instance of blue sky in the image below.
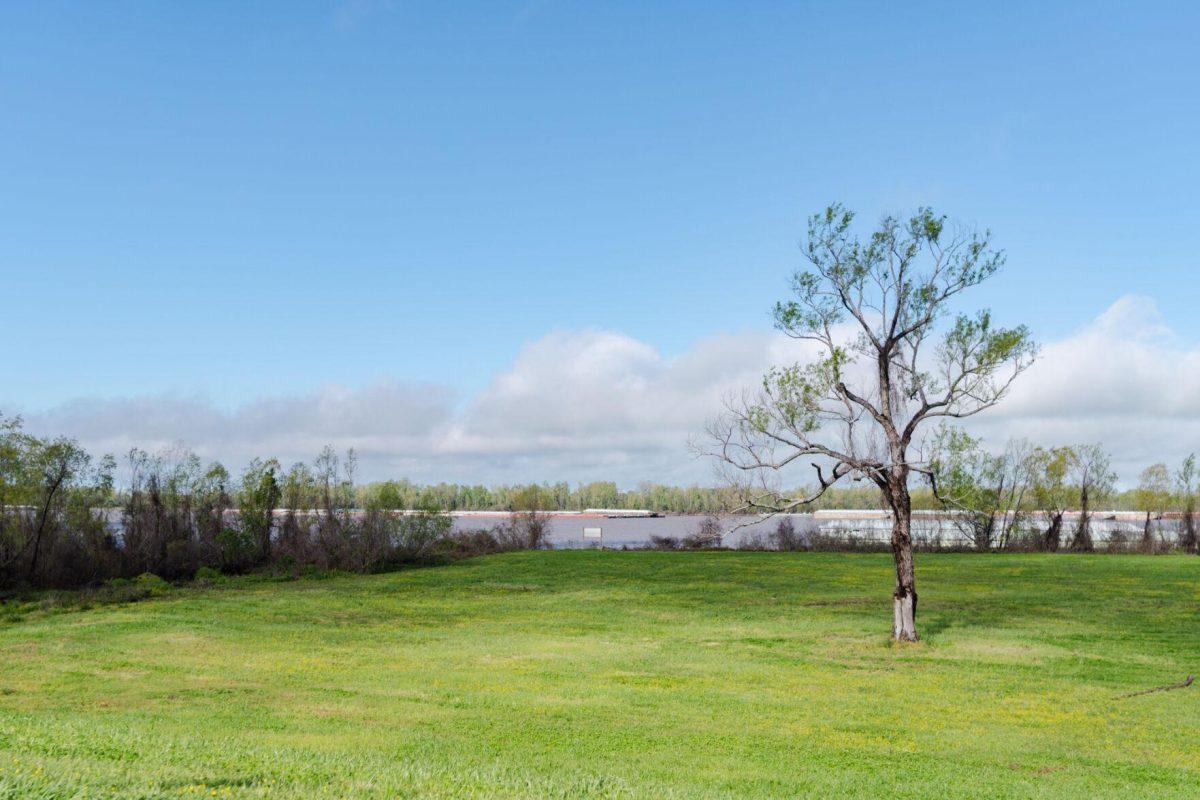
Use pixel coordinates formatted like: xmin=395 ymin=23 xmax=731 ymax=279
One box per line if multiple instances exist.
xmin=2 ymin=2 xmax=1198 ymax=483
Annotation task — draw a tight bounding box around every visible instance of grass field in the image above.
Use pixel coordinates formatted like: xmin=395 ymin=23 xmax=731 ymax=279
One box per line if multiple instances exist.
xmin=0 ymin=551 xmax=1197 ymax=799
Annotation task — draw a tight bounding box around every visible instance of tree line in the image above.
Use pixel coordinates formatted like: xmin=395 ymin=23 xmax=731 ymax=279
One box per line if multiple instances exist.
xmin=0 ymin=413 xmax=547 ymax=592
xmin=3 ymin=408 xmax=1195 ymax=593
xmin=364 ymin=459 xmax=1198 ymax=521
xmin=928 ymin=429 xmax=1196 ymax=553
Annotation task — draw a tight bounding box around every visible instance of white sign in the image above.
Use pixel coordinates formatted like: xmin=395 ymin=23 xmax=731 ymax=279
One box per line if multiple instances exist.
xmin=583 ymin=526 xmax=603 ymax=539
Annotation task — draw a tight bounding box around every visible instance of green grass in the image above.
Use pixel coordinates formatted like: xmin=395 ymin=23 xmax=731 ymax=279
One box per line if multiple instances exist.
xmin=1 ymin=552 xmax=1197 ymax=799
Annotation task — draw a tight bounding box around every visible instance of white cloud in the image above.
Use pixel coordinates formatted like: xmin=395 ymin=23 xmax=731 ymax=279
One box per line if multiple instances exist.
xmin=18 ymin=329 xmax=812 ymax=485
xmin=26 ymin=382 xmax=456 ymax=477
xmin=14 ymin=295 xmax=1199 ymax=486
xmin=964 ymin=295 xmax=1200 ymax=481
xmin=434 ymin=328 xmax=823 ymax=482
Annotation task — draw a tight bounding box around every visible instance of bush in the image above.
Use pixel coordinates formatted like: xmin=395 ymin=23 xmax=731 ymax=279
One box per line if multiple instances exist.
xmin=376 ymin=509 xmax=453 ymax=564
xmin=299 ymin=564 xmax=333 ymax=580
xmin=216 ymin=527 xmax=258 ymax=573
xmin=269 ymin=553 xmax=299 ymax=579
xmin=134 ymin=572 xmax=170 ymax=596
xmin=770 ymin=517 xmax=809 ymax=551
xmin=1002 ymin=527 xmax=1042 ymax=552
xmin=442 ymin=529 xmax=503 ymax=558
xmin=647 ymin=535 xmax=681 ymax=550
xmin=733 ymin=533 xmax=769 ymax=550
xmin=442 ymin=522 xmax=554 ymax=559
xmin=193 ymin=566 xmax=224 ymax=586
xmin=495 ymin=511 xmax=551 ymax=551
xmin=682 ymin=517 xmax=724 ymax=549
xmin=808 ymin=531 xmax=888 ymax=552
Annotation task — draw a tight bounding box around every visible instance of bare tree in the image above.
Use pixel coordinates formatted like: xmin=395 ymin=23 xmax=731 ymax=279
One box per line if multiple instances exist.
xmin=1067 ymin=444 xmax=1115 ymax=552
xmin=705 ymin=205 xmax=1035 ymax=641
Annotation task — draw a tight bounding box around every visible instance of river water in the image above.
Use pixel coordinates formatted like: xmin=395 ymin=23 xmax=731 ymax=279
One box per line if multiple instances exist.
xmin=97 ymin=509 xmax=1188 ymax=550
xmin=450 ymin=511 xmax=1188 ymax=550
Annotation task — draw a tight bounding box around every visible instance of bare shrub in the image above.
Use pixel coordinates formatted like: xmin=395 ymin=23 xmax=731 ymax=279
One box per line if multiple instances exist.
xmin=445 ymin=520 xmax=547 ymax=558
xmin=497 ymin=510 xmax=551 ymax=550
xmin=647 ymin=535 xmax=681 ymax=551
xmin=734 ymin=533 xmax=769 ymax=551
xmin=807 ymin=530 xmax=888 ymax=552
xmin=442 ymin=528 xmax=503 ymax=558
xmin=682 ymin=516 xmax=723 ymax=549
xmin=1002 ymin=526 xmax=1042 ymax=552
xmin=1105 ymin=529 xmax=1135 ymax=554
xmin=770 ymin=517 xmax=809 ymax=551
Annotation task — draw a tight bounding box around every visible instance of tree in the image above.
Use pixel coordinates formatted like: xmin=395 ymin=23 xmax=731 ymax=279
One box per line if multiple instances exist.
xmin=510 ymin=485 xmax=552 ymax=549
xmin=706 ymin=205 xmax=1036 ymax=641
xmin=194 ymin=461 xmax=232 ymax=559
xmin=0 ymin=414 xmax=39 ymax=576
xmin=1067 ymin=444 xmax=1115 ymax=552
xmin=1134 ymin=462 xmax=1172 ymax=552
xmin=578 ymin=481 xmax=620 ymax=510
xmin=1177 ymin=454 xmax=1197 ymax=553
xmin=23 ymin=438 xmax=91 ymax=581
xmin=929 ymin=429 xmax=1034 ymax=550
xmin=0 ymin=414 xmax=103 ymax=586
xmin=240 ymin=458 xmax=282 ymax=562
xmin=1028 ymin=446 xmax=1073 ymax=551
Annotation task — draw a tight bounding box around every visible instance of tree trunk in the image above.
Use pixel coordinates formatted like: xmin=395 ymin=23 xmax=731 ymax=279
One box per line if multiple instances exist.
xmin=1182 ymin=503 xmax=1197 ymax=554
xmin=258 ymin=509 xmax=273 ymax=563
xmin=28 ymin=469 xmax=67 ymax=581
xmin=1071 ymin=486 xmax=1094 ymax=552
xmin=1043 ymin=512 xmax=1062 ymax=552
xmin=1141 ymin=511 xmax=1155 ymax=554
xmin=890 ymin=487 xmax=918 ymax=642
xmin=971 ymin=512 xmax=995 ymax=551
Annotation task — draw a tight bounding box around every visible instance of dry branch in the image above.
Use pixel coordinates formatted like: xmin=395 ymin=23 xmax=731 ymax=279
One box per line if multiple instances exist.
xmin=1117 ymin=675 xmax=1194 ymax=699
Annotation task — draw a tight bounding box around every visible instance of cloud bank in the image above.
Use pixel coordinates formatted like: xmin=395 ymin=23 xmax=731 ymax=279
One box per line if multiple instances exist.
xmin=16 ymin=296 xmax=1199 ymax=486
xmin=963 ymin=295 xmax=1200 ymax=481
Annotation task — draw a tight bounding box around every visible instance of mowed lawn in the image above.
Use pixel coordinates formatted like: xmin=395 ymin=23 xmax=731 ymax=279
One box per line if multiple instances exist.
xmin=0 ymin=552 xmax=1197 ymax=799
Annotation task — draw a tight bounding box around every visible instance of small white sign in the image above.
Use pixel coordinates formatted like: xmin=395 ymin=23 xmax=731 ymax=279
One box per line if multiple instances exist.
xmin=583 ymin=526 xmax=603 ymax=539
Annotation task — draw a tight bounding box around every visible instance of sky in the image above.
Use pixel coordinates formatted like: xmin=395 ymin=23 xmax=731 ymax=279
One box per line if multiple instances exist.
xmin=2 ymin=1 xmax=1198 ymax=486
